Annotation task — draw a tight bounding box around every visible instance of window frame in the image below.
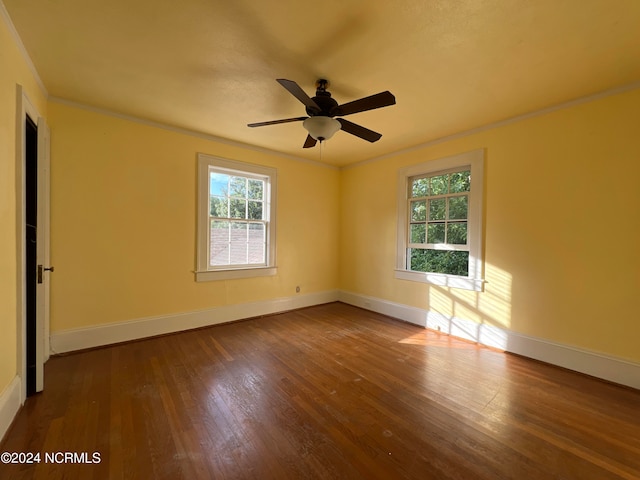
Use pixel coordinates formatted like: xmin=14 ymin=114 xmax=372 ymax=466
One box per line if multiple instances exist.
xmin=196 ymin=154 xmax=277 ymax=282
xmin=395 ymin=149 xmax=485 ymax=291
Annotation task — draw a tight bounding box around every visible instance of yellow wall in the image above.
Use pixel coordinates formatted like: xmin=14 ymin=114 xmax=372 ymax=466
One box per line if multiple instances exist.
xmin=6 ymin=20 xmax=636 ymax=385
xmin=47 ymin=88 xmax=640 ymax=365
xmin=47 ymin=102 xmax=339 ymax=331
xmin=0 ymin=16 xmax=47 ymax=393
xmin=341 ymin=87 xmax=640 ymax=363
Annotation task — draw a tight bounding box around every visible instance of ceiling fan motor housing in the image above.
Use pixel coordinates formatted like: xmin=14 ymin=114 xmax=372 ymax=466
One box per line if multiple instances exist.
xmin=306 ymin=81 xmax=339 ymax=117
xmin=306 ymin=90 xmax=338 ymax=117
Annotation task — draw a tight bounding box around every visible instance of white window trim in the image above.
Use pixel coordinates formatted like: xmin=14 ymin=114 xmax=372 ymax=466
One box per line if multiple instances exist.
xmin=195 ymin=154 xmax=277 ymax=282
xmin=395 ymin=149 xmax=485 ymax=291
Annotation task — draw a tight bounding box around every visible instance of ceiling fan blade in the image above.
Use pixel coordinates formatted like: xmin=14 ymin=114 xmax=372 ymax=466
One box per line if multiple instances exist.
xmin=247 ymin=116 xmax=308 ymax=127
xmin=303 ymin=134 xmax=317 ymax=148
xmin=334 ymin=91 xmax=396 ymax=117
xmin=337 ymin=118 xmax=382 ymax=143
xmin=277 ymin=79 xmax=321 ymax=113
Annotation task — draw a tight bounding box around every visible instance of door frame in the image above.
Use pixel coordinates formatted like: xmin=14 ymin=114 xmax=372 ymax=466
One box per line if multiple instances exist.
xmin=15 ymin=85 xmax=50 ymax=401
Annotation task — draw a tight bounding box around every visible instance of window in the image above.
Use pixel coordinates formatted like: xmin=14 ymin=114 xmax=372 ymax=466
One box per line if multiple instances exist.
xmin=395 ymin=149 xmax=484 ymax=291
xmin=196 ymin=154 xmax=277 ymax=281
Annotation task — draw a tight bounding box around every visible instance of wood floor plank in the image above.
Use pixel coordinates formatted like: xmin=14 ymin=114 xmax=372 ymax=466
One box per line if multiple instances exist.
xmin=1 ymin=302 xmax=639 ymax=479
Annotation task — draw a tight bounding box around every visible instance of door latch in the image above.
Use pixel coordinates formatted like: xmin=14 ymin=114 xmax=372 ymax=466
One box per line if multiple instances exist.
xmin=37 ymin=265 xmax=55 ymax=284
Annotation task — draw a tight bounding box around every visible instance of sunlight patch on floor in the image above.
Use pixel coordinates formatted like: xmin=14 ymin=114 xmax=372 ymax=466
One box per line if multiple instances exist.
xmin=398 ymin=330 xmax=484 ymax=349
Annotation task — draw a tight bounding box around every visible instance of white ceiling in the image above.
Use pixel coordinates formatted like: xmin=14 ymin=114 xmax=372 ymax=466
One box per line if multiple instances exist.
xmin=5 ymin=0 xmax=640 ymax=167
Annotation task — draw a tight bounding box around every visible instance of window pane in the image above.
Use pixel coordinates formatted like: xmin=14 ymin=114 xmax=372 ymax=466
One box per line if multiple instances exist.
xmin=427 ymin=223 xmax=445 ymax=243
xmin=448 ymin=195 xmax=468 ymax=220
xmin=229 ymin=199 xmax=246 ymax=218
xmin=410 ymin=224 xmax=426 ymax=243
xmin=450 ymin=170 xmax=470 ymax=193
xmin=430 ymin=174 xmax=449 ymax=195
xmin=411 ymin=178 xmax=429 ymax=197
xmin=447 ymin=222 xmax=467 ymax=244
xmin=248 ymin=179 xmax=264 ymax=200
xmin=429 ymin=198 xmax=445 ymax=220
xmin=247 ymin=201 xmax=263 ymax=220
xmin=229 ymin=176 xmax=246 ymax=197
xmin=210 ymin=220 xmax=230 ymax=266
xmin=210 ymin=196 xmax=228 ymax=217
xmin=410 ymin=249 xmax=469 ymax=276
xmin=248 ymin=223 xmax=265 ymax=264
xmin=411 ymin=200 xmax=426 ymax=222
xmin=210 ymin=173 xmax=229 ymax=197
xmin=199 ymin=155 xmax=277 ymax=276
xmin=229 ymin=222 xmax=247 ymax=264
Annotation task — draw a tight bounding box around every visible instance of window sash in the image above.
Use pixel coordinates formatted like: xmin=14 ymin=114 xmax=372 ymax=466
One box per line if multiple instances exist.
xmin=208 ymin=219 xmax=268 ymax=268
xmin=408 ymin=189 xmax=469 ymax=248
xmin=395 ymin=149 xmax=484 ymax=291
xmin=196 ymin=154 xmax=277 ymax=281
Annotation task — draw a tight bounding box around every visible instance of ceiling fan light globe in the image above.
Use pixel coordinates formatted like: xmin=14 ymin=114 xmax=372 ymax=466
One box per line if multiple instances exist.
xmin=303 ymin=116 xmax=341 ymax=141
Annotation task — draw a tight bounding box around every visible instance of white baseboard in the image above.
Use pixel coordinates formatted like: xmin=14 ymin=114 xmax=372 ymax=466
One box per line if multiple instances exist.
xmin=504 ymin=331 xmax=640 ymax=391
xmin=339 ymin=290 xmax=429 ymax=327
xmin=50 ymin=290 xmax=339 ymax=354
xmin=338 ymin=290 xmax=640 ymax=390
xmin=48 ymin=289 xmax=640 ymax=390
xmin=0 ymin=376 xmax=22 ymax=443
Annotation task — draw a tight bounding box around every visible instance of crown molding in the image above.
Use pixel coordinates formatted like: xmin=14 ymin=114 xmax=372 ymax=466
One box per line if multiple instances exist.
xmin=52 ymin=80 xmax=640 ymax=172
xmin=345 ymin=81 xmax=640 ymax=170
xmin=48 ymin=97 xmax=339 ymax=170
xmin=0 ymin=0 xmax=48 ymax=99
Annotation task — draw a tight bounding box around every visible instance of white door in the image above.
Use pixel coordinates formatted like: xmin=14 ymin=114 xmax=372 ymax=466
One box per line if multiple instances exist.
xmin=35 ymin=117 xmax=51 ymax=392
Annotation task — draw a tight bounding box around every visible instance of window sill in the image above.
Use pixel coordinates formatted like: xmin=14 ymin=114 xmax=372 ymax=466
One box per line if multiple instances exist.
xmin=394 ymin=269 xmax=484 ymax=292
xmin=195 ymin=266 xmax=277 ymax=282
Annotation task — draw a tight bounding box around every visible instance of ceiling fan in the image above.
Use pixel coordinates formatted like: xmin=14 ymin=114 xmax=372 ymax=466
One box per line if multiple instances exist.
xmin=248 ymin=79 xmax=396 ymax=148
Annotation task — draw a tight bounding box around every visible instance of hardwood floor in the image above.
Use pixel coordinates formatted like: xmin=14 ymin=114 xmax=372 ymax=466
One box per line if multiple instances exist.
xmin=1 ymin=302 xmax=639 ymax=479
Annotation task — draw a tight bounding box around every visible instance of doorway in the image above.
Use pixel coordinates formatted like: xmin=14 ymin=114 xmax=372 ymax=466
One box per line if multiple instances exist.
xmin=17 ymin=86 xmax=50 ymax=400
xmin=25 ymin=115 xmax=38 ymax=397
